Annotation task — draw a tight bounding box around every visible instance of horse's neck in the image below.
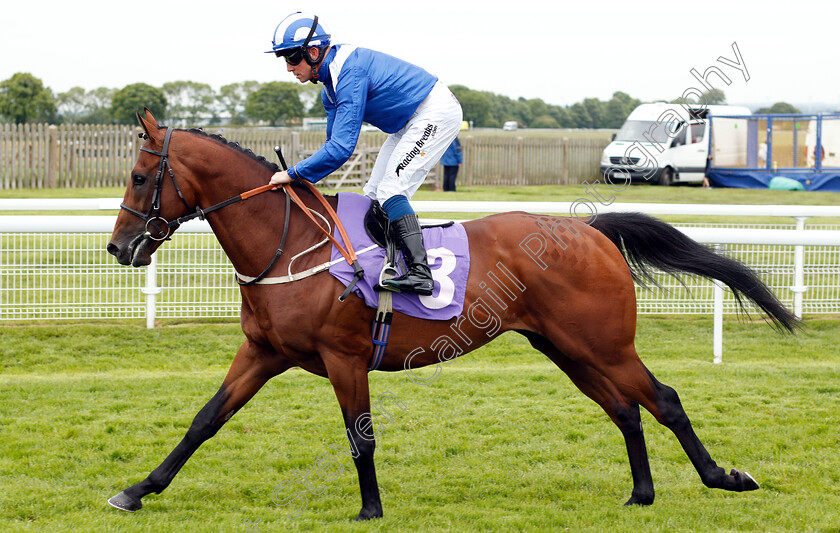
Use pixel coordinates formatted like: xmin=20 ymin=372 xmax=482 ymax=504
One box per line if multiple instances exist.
xmin=193 ymin=166 xmax=333 ymax=278
xmin=179 ymin=135 xmax=337 ymax=279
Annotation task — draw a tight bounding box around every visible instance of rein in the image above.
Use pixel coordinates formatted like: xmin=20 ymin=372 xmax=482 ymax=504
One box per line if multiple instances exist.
xmin=121 ymin=128 xmax=364 ymax=299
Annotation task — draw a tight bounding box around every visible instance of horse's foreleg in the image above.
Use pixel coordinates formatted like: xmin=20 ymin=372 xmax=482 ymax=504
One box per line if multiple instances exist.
xmin=322 ymin=354 xmax=383 ymax=521
xmin=524 ymin=332 xmax=655 ymax=505
xmin=108 ymin=340 xmax=289 ymax=512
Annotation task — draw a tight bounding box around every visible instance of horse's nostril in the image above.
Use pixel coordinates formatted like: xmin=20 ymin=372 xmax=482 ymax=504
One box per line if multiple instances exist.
xmin=106 ymin=243 xmax=120 ymax=256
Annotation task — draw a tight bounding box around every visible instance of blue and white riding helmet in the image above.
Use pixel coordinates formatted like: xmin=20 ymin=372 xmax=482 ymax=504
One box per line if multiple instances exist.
xmin=266 ymin=12 xmax=331 ymax=62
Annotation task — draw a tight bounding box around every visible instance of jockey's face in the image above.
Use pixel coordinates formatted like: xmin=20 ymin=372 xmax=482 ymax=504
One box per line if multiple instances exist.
xmin=286 ymin=47 xmax=321 ymax=84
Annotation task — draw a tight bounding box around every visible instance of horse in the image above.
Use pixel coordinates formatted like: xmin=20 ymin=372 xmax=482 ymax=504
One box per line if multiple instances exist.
xmin=106 ymin=109 xmax=797 ymax=520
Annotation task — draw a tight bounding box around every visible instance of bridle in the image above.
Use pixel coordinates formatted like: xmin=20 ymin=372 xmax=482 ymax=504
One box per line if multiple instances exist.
xmin=120 ymin=127 xmax=193 ymax=242
xmin=120 ymin=127 xmax=363 ymax=296
xmin=120 ymin=127 xmax=292 ymax=286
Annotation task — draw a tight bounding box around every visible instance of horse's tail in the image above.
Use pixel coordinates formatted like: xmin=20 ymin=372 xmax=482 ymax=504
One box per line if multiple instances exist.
xmin=589 ymin=212 xmax=799 ymax=333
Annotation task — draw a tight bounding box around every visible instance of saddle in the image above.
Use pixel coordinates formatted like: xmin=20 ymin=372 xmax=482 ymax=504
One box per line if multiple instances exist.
xmin=363 ymin=200 xmax=454 ymax=249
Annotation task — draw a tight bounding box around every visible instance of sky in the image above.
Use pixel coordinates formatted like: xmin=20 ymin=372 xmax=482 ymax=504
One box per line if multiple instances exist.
xmin=2 ymin=0 xmax=839 ymax=111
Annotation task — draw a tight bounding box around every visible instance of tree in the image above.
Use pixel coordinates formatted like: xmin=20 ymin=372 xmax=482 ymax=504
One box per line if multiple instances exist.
xmin=531 ymin=114 xmax=560 ymax=129
xmin=111 ymin=83 xmax=167 ymax=125
xmin=700 ymin=88 xmax=726 ymax=105
xmin=677 ymin=88 xmax=726 ymax=106
xmin=297 ymin=84 xmax=327 ymax=117
xmin=450 ymin=85 xmax=493 ymax=127
xmin=510 ymin=99 xmax=533 ymax=127
xmin=0 ymin=72 xmax=56 ymax=123
xmin=604 ymin=91 xmax=641 ymax=129
xmin=567 ymin=102 xmax=591 ymax=128
xmin=81 ymin=87 xmax=115 ymax=124
xmin=162 ymin=81 xmax=215 ymax=125
xmin=486 ymin=93 xmax=531 ymax=127
xmin=244 ymin=82 xmax=303 ymax=126
xmin=219 ymin=81 xmax=261 ymax=125
xmin=549 ymin=106 xmax=572 ymax=128
xmin=525 ymin=98 xmax=550 ymax=122
xmin=755 ymin=102 xmax=802 ymax=114
xmin=56 ymin=87 xmax=88 ymax=123
xmin=567 ymin=98 xmax=607 ymax=129
xmin=56 ymin=86 xmax=114 ymax=124
xmin=582 ymin=98 xmax=606 ymax=129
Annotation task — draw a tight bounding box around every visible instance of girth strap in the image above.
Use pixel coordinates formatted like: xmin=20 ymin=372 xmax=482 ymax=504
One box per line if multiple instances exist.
xmin=369 ymin=228 xmax=398 ymax=371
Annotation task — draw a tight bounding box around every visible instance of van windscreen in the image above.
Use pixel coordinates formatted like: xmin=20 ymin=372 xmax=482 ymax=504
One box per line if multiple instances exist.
xmin=614 ymin=120 xmax=679 ymax=144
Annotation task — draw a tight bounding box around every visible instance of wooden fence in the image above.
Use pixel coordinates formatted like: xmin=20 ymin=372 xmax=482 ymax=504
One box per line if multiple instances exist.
xmin=0 ymin=123 xmax=609 ymax=189
xmin=460 ymin=135 xmax=608 ymax=186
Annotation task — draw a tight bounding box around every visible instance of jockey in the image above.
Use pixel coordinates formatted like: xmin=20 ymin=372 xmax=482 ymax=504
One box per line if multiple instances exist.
xmin=266 ymin=12 xmax=463 ymax=296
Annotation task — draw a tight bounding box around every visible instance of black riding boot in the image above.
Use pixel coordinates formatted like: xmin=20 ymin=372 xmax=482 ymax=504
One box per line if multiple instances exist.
xmin=381 ymin=214 xmax=434 ymax=296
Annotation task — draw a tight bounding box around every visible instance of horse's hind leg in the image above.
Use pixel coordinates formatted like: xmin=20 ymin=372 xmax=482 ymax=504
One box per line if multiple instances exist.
xmin=577 ymin=343 xmax=760 ymax=495
xmin=108 ymin=339 xmax=290 ymax=512
xmin=639 ymin=368 xmax=760 ymax=492
xmin=524 ymin=332 xmax=655 ymax=505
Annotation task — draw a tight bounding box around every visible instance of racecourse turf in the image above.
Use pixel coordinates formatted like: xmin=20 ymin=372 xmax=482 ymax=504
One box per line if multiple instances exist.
xmin=2 ymin=183 xmax=839 ymax=531
xmin=1 ymin=317 xmax=838 ymax=533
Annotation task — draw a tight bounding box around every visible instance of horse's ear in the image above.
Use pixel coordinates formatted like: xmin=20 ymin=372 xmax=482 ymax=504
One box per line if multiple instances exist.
xmin=136 ymin=107 xmax=162 ymax=143
xmin=143 ymin=107 xmax=157 ymax=124
xmin=136 ymin=111 xmax=150 ymax=139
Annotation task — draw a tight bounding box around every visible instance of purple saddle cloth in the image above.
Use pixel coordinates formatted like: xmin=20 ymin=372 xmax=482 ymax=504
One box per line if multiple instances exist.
xmin=328 ymin=193 xmax=470 ymax=320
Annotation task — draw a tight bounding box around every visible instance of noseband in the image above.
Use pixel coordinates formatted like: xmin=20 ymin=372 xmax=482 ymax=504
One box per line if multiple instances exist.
xmin=120 ymin=128 xmax=193 ymax=241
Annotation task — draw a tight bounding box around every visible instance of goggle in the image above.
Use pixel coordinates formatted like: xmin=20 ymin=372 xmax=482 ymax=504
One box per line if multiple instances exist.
xmin=276 ymin=48 xmax=305 ymax=66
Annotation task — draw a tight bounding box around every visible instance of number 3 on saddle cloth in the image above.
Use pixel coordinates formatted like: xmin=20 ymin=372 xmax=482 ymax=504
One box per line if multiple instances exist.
xmin=328 ymin=192 xmax=471 ymax=321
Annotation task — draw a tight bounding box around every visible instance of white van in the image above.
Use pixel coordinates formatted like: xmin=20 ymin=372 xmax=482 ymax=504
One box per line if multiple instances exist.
xmin=600 ymin=103 xmax=751 ymax=185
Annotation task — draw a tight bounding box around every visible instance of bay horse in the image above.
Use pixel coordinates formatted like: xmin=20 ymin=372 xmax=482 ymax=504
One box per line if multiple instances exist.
xmin=106 ymin=110 xmax=796 ymax=520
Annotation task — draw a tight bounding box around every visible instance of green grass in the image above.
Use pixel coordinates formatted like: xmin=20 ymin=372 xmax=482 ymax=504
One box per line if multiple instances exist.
xmin=1 ymin=317 xmax=839 ymax=532
xmin=1 ymin=184 xmax=839 ymax=530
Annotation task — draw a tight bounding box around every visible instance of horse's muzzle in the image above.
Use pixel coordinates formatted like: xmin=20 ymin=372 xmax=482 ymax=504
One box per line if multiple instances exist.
xmin=107 ymin=232 xmax=153 ymax=267
xmin=106 ymin=242 xmax=129 ymax=265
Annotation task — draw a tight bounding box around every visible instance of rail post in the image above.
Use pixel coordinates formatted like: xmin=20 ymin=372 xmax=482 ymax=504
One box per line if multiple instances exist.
xmin=291 ymin=131 xmax=300 ymax=166
xmin=791 ymin=217 xmax=808 ymax=319
xmin=465 ymin=136 xmax=474 ymax=186
xmin=713 ymin=283 xmax=724 ymax=364
xmin=713 ymin=245 xmax=724 ymax=363
xmin=142 ymin=254 xmax=161 ymax=328
xmin=47 ymin=125 xmax=59 ymax=188
xmin=561 ymin=138 xmax=569 ymax=185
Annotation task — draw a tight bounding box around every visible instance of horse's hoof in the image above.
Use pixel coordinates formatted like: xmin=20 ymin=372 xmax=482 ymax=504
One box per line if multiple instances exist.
xmin=352 ymin=507 xmax=383 ymax=521
xmin=107 ymin=491 xmax=142 ymax=512
xmin=624 ymin=492 xmax=655 ymax=506
xmin=730 ymin=469 xmax=760 ymax=491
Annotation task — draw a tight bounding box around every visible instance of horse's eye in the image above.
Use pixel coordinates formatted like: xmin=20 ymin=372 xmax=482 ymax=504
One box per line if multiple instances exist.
xmin=132 ymin=174 xmax=147 ymax=186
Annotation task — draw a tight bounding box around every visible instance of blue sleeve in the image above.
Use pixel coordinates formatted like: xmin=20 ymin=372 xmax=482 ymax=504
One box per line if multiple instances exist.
xmin=292 ymin=68 xmax=367 ymax=183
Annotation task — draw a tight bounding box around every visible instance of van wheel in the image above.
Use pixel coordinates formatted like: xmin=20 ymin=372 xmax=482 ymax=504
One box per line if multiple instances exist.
xmin=659 ymin=168 xmax=674 ymax=186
